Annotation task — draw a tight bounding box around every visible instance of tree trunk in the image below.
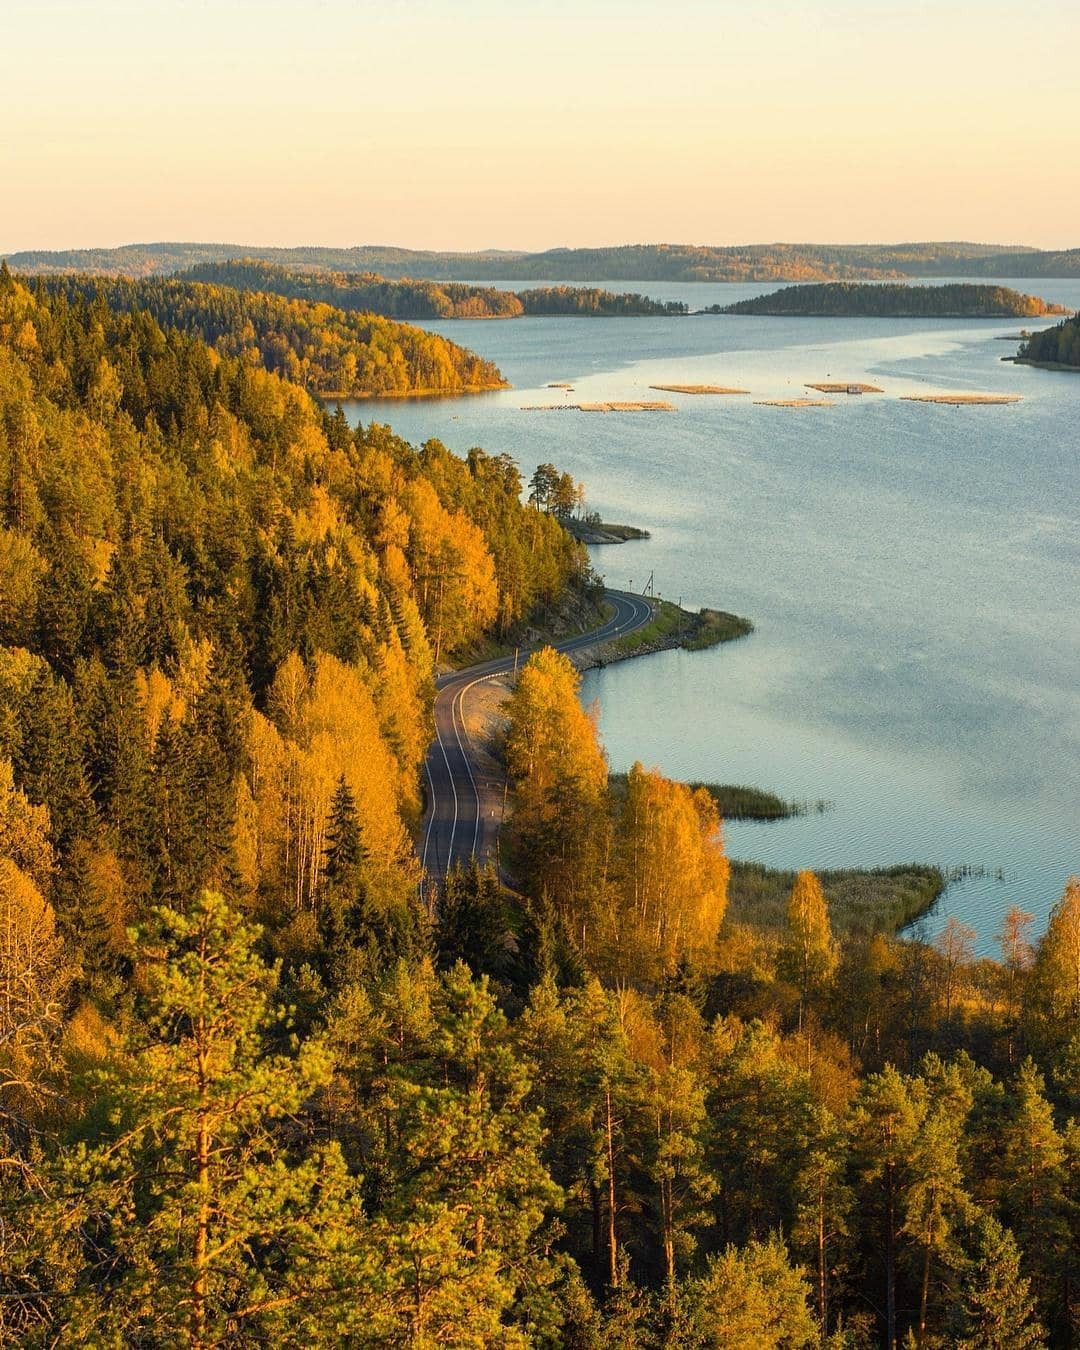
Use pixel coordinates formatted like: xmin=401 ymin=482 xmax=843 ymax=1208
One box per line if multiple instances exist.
xmin=590 ymin=1182 xmax=602 ymax=1281
xmin=816 ymin=1184 xmax=827 ymax=1332
xmin=193 ymin=1083 xmax=210 ymax=1348
xmin=885 ymin=1167 xmax=896 ymax=1350
xmin=918 ymin=1210 xmax=935 ymax=1343
xmin=605 ymin=1084 xmax=619 ymax=1288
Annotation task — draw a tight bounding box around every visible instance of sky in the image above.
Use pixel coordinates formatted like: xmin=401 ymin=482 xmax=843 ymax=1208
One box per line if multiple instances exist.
xmin=3 ymin=0 xmax=1079 ymax=253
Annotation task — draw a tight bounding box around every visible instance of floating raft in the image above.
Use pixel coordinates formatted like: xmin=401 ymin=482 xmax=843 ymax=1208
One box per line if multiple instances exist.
xmin=901 ymin=393 xmax=1021 ymax=406
xmin=520 ymin=400 xmax=676 ymax=413
xmin=753 ymin=398 xmax=834 ymax=408
xmin=649 ymin=383 xmax=750 ymax=395
xmin=805 ymin=382 xmax=884 ymax=394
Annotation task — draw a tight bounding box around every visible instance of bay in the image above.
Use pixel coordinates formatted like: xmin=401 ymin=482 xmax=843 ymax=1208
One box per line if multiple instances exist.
xmin=342 ymin=278 xmax=1080 ymax=952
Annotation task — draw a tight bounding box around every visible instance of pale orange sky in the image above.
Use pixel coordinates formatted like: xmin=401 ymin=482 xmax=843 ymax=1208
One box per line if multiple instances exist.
xmin=3 ymin=0 xmax=1078 ymax=253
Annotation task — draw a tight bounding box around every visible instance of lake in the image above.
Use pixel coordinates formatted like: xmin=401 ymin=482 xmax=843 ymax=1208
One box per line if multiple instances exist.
xmin=342 ymin=278 xmax=1080 ymax=953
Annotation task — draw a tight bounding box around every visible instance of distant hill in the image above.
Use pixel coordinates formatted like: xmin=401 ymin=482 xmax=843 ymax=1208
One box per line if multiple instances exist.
xmin=713 ymin=282 xmax=1072 ymax=318
xmin=183 ymin=260 xmax=686 ymax=318
xmin=186 ymin=260 xmax=525 ymax=318
xmin=1014 ymin=313 xmax=1080 ymax=368
xmin=6 ymin=240 xmax=1079 ymax=283
xmin=32 ymin=273 xmax=507 ymax=398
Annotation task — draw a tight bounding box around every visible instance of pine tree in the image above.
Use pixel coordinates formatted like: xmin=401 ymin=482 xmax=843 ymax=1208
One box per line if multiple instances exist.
xmin=371 ymin=962 xmax=564 ymax=1342
xmin=997 ymin=1058 xmax=1069 ymax=1336
xmin=902 ymin=1061 xmax=974 ymax=1343
xmin=680 ymin=1235 xmax=818 ymax=1349
xmin=850 ymin=1064 xmax=924 ymax=1349
xmin=22 ymin=891 xmax=373 ymax=1345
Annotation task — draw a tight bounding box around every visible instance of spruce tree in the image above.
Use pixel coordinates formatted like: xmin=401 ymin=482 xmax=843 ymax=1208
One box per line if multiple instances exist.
xmin=949 ymin=1214 xmax=1045 ymax=1350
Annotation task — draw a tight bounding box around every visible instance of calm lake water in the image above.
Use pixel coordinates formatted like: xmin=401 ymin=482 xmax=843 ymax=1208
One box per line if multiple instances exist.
xmin=343 ymin=278 xmax=1080 ymax=953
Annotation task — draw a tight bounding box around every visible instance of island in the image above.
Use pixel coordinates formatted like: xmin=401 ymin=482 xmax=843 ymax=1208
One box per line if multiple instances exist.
xmin=709 ymin=282 xmax=1071 ymax=319
xmin=649 ymin=383 xmax=750 ymax=395
xmin=176 ymin=261 xmax=687 ymax=320
xmin=1011 ymin=312 xmax=1080 ymax=369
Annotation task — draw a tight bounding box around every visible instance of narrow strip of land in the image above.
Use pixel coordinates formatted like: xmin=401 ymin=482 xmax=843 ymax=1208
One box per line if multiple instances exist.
xmin=901 ymin=392 xmax=1021 ymax=405
xmin=419 ymin=589 xmax=654 ymax=891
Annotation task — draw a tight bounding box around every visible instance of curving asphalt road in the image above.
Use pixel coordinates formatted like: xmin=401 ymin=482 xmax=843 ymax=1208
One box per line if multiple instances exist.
xmin=419 ymin=589 xmax=654 ymax=891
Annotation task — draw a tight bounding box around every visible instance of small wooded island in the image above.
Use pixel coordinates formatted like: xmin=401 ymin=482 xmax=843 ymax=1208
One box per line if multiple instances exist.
xmin=709 ymin=281 xmax=1071 ymax=318
xmin=1013 ymin=312 xmax=1080 ymax=369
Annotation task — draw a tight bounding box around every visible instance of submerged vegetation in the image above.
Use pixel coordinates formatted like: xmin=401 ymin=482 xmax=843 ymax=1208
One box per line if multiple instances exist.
xmin=689 ymin=781 xmax=833 ymax=821
xmin=715 ymin=281 xmax=1070 ymax=318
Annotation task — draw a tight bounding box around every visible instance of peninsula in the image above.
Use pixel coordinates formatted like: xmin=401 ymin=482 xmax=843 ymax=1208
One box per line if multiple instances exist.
xmin=1012 ymin=312 xmax=1080 ymax=369
xmin=711 ymin=282 xmax=1071 ymax=319
xmin=183 ymin=261 xmax=687 ymax=319
xmin=31 ymin=271 xmax=507 ymax=399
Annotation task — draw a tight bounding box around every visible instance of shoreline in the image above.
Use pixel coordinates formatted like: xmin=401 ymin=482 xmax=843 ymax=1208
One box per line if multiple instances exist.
xmin=1002 ymin=356 xmax=1079 ymax=372
xmin=711 ymin=309 xmax=1070 ymax=320
xmin=320 ymin=382 xmax=509 ymax=401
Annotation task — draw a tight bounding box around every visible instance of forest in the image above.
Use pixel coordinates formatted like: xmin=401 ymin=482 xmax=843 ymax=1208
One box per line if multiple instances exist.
xmin=1016 ymin=314 xmax=1080 ymax=368
xmin=715 ymin=283 xmax=1071 ymax=318
xmin=9 ymin=240 xmax=1080 ymax=282
xmin=185 ymin=261 xmax=528 ymax=320
xmin=0 ymin=261 xmax=1077 ymax=1347
xmin=34 ymin=273 xmax=508 ymax=398
xmin=183 ymin=261 xmax=686 ymax=319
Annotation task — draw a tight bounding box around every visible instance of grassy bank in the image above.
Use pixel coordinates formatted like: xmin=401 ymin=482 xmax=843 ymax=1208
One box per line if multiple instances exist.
xmin=565 ymin=518 xmax=652 ymax=544
xmin=727 ymin=861 xmax=944 ymax=935
xmin=607 ymin=599 xmax=753 ymax=658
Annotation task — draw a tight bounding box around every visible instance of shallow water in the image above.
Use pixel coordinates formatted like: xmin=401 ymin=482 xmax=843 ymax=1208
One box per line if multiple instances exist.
xmin=343 ymin=277 xmax=1080 ymax=953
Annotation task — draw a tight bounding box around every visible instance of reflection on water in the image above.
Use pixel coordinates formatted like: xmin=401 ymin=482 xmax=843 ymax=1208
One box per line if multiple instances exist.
xmin=344 ymin=277 xmax=1080 ymax=953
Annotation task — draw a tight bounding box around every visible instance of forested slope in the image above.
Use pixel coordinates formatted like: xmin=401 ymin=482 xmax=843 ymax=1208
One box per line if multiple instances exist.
xmin=1016 ymin=312 xmax=1080 ymax=367
xmin=0 ymin=259 xmax=581 ymax=946
xmin=0 ymin=263 xmax=1077 ymax=1347
xmin=184 ymin=260 xmax=686 ymax=318
xmin=186 ymin=259 xmax=527 ymax=319
xmin=34 ymin=273 xmax=508 ymax=398
xmin=12 ymin=238 xmax=1079 ymax=281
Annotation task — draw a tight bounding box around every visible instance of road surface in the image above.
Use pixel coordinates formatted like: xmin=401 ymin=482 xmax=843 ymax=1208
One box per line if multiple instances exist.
xmin=419 ymin=589 xmax=654 ymax=890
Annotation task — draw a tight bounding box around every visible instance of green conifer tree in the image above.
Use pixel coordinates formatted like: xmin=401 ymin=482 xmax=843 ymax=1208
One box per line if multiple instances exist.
xmin=21 ymin=891 xmax=375 ymax=1345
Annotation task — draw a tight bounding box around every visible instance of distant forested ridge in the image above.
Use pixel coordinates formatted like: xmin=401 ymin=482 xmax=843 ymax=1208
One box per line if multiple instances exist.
xmin=31 ymin=274 xmax=508 ymax=398
xmin=183 ymin=260 xmax=684 ymax=318
xmin=1015 ymin=312 xmax=1080 ymax=368
xmin=715 ymin=282 xmax=1071 ymax=318
xmin=186 ymin=259 xmax=526 ymax=319
xmin=8 ymin=238 xmax=1080 ymax=281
